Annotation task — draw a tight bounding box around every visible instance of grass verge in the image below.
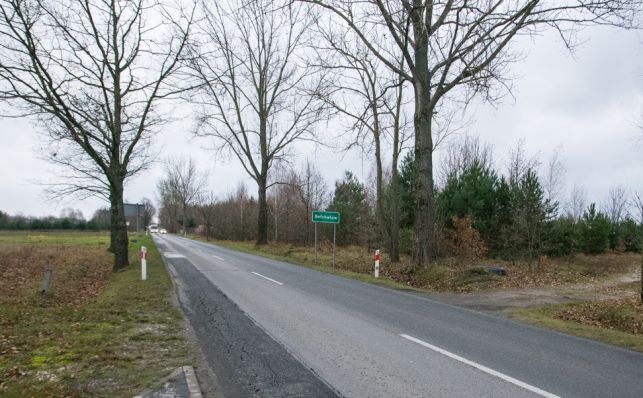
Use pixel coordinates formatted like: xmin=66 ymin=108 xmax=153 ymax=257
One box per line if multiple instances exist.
xmin=189 ymin=236 xmax=640 ymax=293
xmin=195 ymin=237 xmax=420 ymax=292
xmin=0 ymin=232 xmax=191 ymax=397
xmin=512 ymin=298 xmax=643 ymax=352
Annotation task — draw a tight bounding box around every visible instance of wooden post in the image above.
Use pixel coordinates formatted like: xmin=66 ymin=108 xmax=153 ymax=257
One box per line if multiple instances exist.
xmin=333 ymin=224 xmax=336 ymax=269
xmin=41 ymin=269 xmax=52 ymax=294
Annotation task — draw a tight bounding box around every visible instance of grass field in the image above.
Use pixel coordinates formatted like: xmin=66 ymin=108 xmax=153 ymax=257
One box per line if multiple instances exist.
xmin=0 ymin=231 xmax=191 ymax=397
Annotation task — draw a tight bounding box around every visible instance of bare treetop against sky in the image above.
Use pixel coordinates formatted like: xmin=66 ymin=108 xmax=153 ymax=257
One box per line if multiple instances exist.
xmin=0 ymin=22 xmax=642 ymax=218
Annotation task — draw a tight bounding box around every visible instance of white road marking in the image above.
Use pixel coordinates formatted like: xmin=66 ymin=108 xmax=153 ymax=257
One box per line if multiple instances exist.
xmin=163 ymin=252 xmax=186 ymax=259
xmin=251 ymin=272 xmax=283 ymax=286
xmin=211 ymin=254 xmax=225 ymax=262
xmin=399 ymin=334 xmax=560 ymax=398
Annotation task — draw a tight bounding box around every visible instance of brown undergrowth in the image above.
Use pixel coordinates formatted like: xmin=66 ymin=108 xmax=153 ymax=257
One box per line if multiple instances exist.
xmin=211 ymin=237 xmax=638 ymax=293
xmin=381 ymin=253 xmax=638 ymax=292
xmin=0 ymin=246 xmax=112 ymax=306
xmin=555 ymin=295 xmax=643 ymax=335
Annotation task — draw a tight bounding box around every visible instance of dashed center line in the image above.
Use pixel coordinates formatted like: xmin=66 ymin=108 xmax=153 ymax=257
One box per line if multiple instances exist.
xmin=251 ymin=272 xmax=283 ymax=286
xmin=163 ymin=252 xmax=186 ymax=259
xmin=399 ymin=334 xmax=559 ymax=398
xmin=211 ymin=254 xmax=225 ymax=262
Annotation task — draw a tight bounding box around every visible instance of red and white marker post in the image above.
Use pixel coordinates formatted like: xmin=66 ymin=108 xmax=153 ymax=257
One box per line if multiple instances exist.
xmin=373 ymin=249 xmax=381 ymax=278
xmin=140 ymin=246 xmax=147 ymax=280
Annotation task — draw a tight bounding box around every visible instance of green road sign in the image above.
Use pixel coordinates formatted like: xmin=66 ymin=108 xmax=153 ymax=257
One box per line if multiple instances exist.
xmin=312 ymin=210 xmax=340 ymax=224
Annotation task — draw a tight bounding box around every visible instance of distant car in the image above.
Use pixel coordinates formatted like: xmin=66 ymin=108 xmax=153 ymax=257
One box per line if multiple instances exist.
xmin=149 ymin=224 xmax=159 ymax=233
xmin=159 ymin=228 xmax=167 ymax=234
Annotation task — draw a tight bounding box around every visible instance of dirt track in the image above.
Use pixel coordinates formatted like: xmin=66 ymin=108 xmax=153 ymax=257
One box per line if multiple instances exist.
xmin=433 ymin=266 xmax=641 ymax=314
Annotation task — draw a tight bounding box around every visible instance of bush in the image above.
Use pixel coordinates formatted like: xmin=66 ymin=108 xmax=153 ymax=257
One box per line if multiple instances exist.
xmin=438 ymin=216 xmax=487 ymax=261
xmin=437 ymin=162 xmax=499 ymax=242
xmin=619 ymin=219 xmax=642 ymax=253
xmin=580 ymin=204 xmax=611 ymax=254
xmin=545 ymin=218 xmax=579 ymax=257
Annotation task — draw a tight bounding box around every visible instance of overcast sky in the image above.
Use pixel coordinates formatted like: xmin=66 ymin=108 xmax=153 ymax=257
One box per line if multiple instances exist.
xmin=0 ymin=24 xmax=642 ymax=220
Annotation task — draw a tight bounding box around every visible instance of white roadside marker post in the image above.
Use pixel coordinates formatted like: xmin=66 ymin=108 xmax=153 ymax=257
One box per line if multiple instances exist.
xmin=374 ymin=249 xmax=380 ymax=278
xmin=140 ymin=246 xmax=147 ymax=281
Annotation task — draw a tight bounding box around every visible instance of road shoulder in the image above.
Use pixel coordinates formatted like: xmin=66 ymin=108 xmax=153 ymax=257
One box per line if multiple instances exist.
xmin=157 ymin=241 xmax=339 ymax=398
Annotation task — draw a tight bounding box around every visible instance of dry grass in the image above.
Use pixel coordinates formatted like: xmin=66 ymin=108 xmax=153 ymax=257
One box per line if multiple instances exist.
xmin=202 ymin=237 xmax=640 ymax=293
xmin=555 ymin=297 xmax=643 ymax=335
xmin=513 ymin=289 xmax=643 ymax=353
xmin=0 ymin=246 xmax=112 ymax=306
xmin=0 ymin=232 xmax=191 ymax=397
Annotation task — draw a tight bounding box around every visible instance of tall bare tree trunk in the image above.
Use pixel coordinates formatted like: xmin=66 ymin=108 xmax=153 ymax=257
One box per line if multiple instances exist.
xmin=372 ymin=103 xmax=392 ymax=261
xmin=257 ymin=176 xmax=269 ymax=245
xmin=110 ymin=180 xmax=129 ymax=271
xmin=305 ymin=203 xmax=311 ymax=246
xmin=409 ymin=4 xmax=437 ymax=265
xmin=388 ymin=73 xmax=404 ymax=263
xmin=412 ymin=77 xmax=437 ymax=265
xmin=389 ymin=160 xmax=401 ymax=262
xmin=182 ymin=204 xmax=187 ymax=236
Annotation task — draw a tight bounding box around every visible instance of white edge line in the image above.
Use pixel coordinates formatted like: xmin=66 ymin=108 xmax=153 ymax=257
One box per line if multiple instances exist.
xmin=212 ymin=254 xmax=225 ymax=262
xmin=251 ymin=271 xmax=283 ymax=286
xmin=399 ymin=334 xmax=560 ymax=398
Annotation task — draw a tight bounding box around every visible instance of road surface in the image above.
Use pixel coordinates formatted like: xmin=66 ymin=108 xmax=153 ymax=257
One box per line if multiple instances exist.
xmin=155 ymin=234 xmax=643 ymax=398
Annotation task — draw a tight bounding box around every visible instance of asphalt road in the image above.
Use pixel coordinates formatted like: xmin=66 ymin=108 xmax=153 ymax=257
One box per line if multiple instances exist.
xmin=155 ymin=234 xmax=643 ymax=398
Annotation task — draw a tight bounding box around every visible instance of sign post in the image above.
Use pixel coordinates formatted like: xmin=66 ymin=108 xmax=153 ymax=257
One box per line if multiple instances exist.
xmin=333 ymin=223 xmax=336 ymax=268
xmin=140 ymin=246 xmax=147 ymax=281
xmin=373 ymin=249 xmax=381 ymax=278
xmin=311 ymin=211 xmax=340 ymax=268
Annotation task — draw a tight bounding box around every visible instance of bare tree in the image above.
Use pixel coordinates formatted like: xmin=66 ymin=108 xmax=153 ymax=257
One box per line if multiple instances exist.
xmin=302 ymin=0 xmax=641 ymax=265
xmin=506 ymin=139 xmax=541 ymax=186
xmin=158 ymin=178 xmax=181 ymax=233
xmin=188 ymin=0 xmax=329 ymax=245
xmin=542 ymin=147 xmax=566 ymax=210
xmin=140 ymin=198 xmax=156 ymax=230
xmin=266 ymin=161 xmax=328 ymax=245
xmin=438 ymin=134 xmax=494 ymax=187
xmin=60 ymin=207 xmax=85 ymax=221
xmin=162 ymin=157 xmax=207 ymax=235
xmin=567 ymin=184 xmax=587 ymax=221
xmin=232 ymin=182 xmax=253 ymax=241
xmin=603 ymin=185 xmax=628 ymax=223
xmin=295 ymin=160 xmax=329 ymax=246
xmin=195 ymin=191 xmax=217 ymax=241
xmin=91 ymin=207 xmax=111 ymax=229
xmin=0 ymin=0 xmax=193 ymax=270
xmin=268 ymin=169 xmax=298 ymax=243
xmin=631 ymin=191 xmax=643 ymax=225
xmin=312 ymin=23 xmax=412 ymax=261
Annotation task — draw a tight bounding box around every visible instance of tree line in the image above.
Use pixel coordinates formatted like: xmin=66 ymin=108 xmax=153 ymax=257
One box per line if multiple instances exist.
xmin=158 ymin=137 xmax=643 ymax=262
xmin=0 ymin=199 xmax=156 ymax=232
xmin=0 ymin=208 xmax=98 ymax=230
xmin=1 ymin=0 xmax=640 ymax=271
